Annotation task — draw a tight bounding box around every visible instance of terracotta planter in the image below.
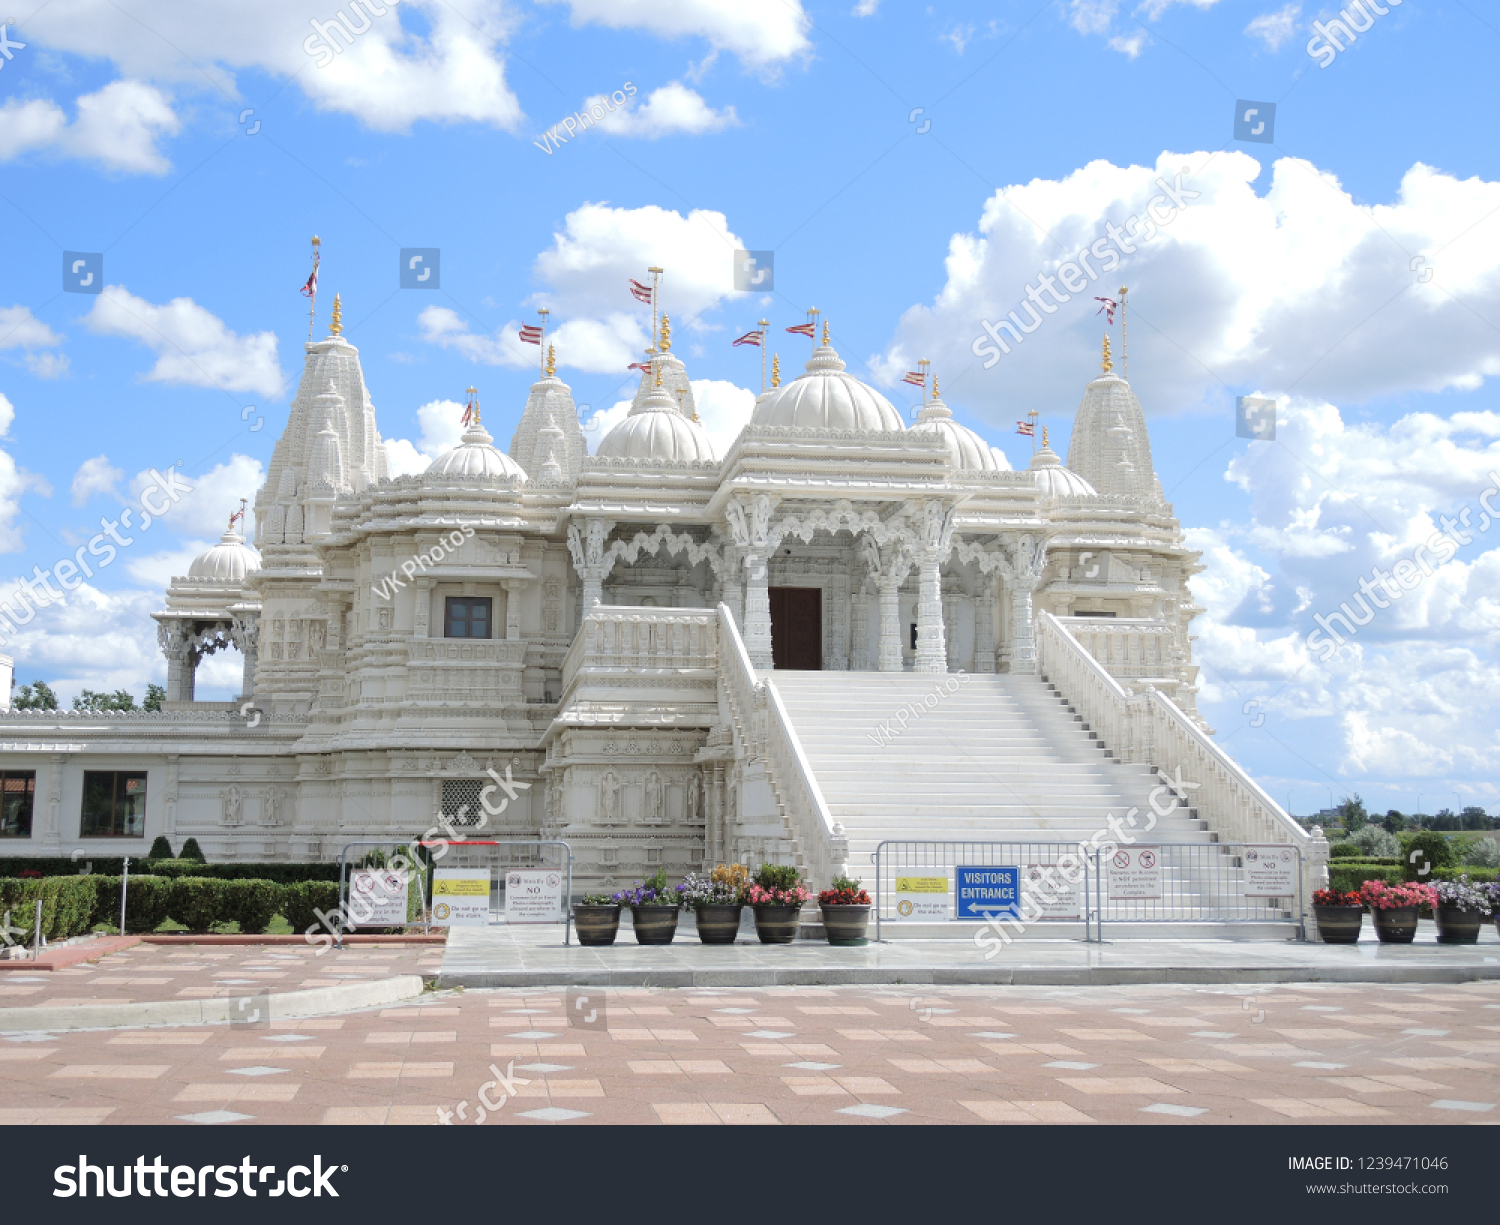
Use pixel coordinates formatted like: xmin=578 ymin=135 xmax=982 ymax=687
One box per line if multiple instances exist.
xmin=572 ymin=904 xmax=620 ymax=947
xmin=693 ymin=903 xmax=743 ymax=945
xmin=630 ymin=905 xmax=680 ymax=945
xmin=1371 ymin=905 xmax=1420 ymax=944
xmin=1313 ymin=904 xmax=1363 ymax=944
xmin=752 ymin=902 xmax=802 ymax=944
xmin=819 ymin=903 xmax=871 ymax=946
xmin=1436 ymin=903 xmax=1484 ymax=945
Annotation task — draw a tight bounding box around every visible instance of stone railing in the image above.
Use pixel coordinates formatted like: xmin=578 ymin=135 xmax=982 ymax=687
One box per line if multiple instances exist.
xmin=1037 ymin=612 xmax=1328 ymax=934
xmin=1054 ymin=616 xmax=1179 ymax=682
xmin=717 ymin=603 xmax=847 ymax=888
xmin=561 ymin=605 xmax=719 ymax=692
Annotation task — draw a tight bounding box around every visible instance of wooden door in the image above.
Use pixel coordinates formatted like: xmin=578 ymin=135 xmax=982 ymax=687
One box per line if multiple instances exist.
xmin=769 ymin=586 xmax=822 ymax=671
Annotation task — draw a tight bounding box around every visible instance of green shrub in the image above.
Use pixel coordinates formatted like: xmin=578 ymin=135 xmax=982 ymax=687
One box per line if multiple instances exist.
xmin=0 ymin=876 xmax=100 ymax=945
xmin=147 ymin=836 xmax=175 ymax=860
xmin=1434 ymin=866 xmax=1500 ymax=883
xmin=280 ymin=881 xmax=342 ymax=936
xmin=1402 ymin=831 xmax=1455 ymax=880
xmin=92 ymin=875 xmax=174 ymax=933
xmin=0 ymin=858 xmax=340 ymax=883
xmin=1329 ymin=863 xmax=1404 ymax=893
xmin=179 ymin=838 xmax=207 ymax=863
xmin=226 ymin=879 xmax=280 ymax=935
xmin=752 ymin=863 xmax=802 ymax=891
xmin=167 ymin=877 xmax=230 ymax=932
xmin=1329 ymin=842 xmax=1360 ymax=859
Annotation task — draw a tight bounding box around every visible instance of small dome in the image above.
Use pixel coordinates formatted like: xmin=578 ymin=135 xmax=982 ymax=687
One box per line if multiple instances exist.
xmin=597 ymin=384 xmax=715 ymax=462
xmin=427 ymin=421 xmax=528 ymax=480
xmin=1030 ymin=441 xmax=1098 ymax=498
xmin=751 ymin=344 xmax=905 ymax=433
xmin=910 ymin=399 xmax=1001 ymax=471
xmin=188 ymin=526 xmax=261 ymax=582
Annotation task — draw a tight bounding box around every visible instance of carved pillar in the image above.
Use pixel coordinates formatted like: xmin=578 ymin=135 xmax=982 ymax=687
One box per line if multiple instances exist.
xmin=915 ymin=554 xmax=946 ymax=673
xmin=158 ymin=621 xmax=197 ymax=702
xmin=975 ymin=584 xmax=997 ymax=674
xmin=849 ymin=588 xmax=871 ymax=672
xmin=721 ymin=545 xmax=745 ymax=628
xmin=744 ymin=550 xmax=772 ymax=670
xmin=877 ymin=578 xmax=902 ymax=672
xmin=231 ymin=612 xmax=261 ymax=698
xmin=413 ymin=578 xmax=433 ymax=638
xmin=1011 ymin=578 xmax=1039 ymax=675
xmin=504 ymin=581 xmax=523 ymax=640
xmin=943 ymin=590 xmax=961 ymax=671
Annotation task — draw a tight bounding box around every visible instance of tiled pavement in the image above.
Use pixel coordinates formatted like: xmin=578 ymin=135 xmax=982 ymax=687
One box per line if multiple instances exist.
xmin=0 ymin=943 xmax=444 ymax=1009
xmin=3 ymin=980 xmax=1500 ymax=1125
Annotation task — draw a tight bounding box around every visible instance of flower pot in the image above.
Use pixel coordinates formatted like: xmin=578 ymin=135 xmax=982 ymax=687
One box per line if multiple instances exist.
xmin=752 ymin=902 xmax=802 ymax=944
xmin=1436 ymin=903 xmax=1483 ymax=945
xmin=819 ymin=903 xmax=871 ymax=946
xmin=630 ymin=905 xmax=680 ymax=945
xmin=694 ymin=903 xmax=743 ymax=945
xmin=572 ymin=904 xmax=620 ymax=947
xmin=1371 ymin=905 xmax=1420 ymax=944
xmin=1313 ymin=904 xmax=1363 ymax=944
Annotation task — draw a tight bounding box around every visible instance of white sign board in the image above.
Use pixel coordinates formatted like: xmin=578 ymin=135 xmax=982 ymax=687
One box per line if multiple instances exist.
xmin=1243 ymin=845 xmax=1298 ymax=897
xmin=893 ymin=876 xmax=950 ymax=920
xmin=505 ymin=869 xmax=564 ymax=923
xmin=1106 ymin=847 xmax=1162 ymax=900
xmin=1024 ymin=862 xmax=1082 ymax=920
xmin=431 ymin=868 xmax=490 ymax=927
xmin=349 ymin=869 xmax=408 ymax=926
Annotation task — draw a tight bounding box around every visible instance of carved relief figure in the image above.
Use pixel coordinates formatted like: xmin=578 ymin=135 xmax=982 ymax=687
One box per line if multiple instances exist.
xmin=600 ymin=770 xmax=620 ymax=823
xmin=221 ymin=784 xmax=242 ymax=826
xmin=645 ymin=771 xmax=663 ymax=822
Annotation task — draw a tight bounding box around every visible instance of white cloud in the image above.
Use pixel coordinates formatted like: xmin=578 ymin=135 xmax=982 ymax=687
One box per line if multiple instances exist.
xmin=583 ymin=401 xmax=632 ymax=454
xmin=593 ymin=82 xmax=738 ymax=138
xmin=544 ymin=0 xmax=811 ymax=69
xmin=877 ymin=152 xmax=1500 ymax=422
xmin=942 ymin=24 xmax=976 ymax=53
xmin=383 ymin=398 xmax=467 ymax=475
xmin=24 ymin=352 xmax=70 ymax=379
xmin=0 ymin=306 xmax=63 ymax=351
xmin=0 ymin=580 xmax=166 ymax=703
xmin=1068 ymin=0 xmax=1118 ymax=34
xmin=1245 ymin=3 xmax=1302 ymax=50
xmin=86 ymin=285 xmax=284 ymax=396
xmin=127 ymin=454 xmax=265 ymax=540
xmin=71 ymin=455 xmax=123 ymax=505
xmin=420 ymin=203 xmax=751 ymax=376
xmin=692 ymin=378 xmax=757 ymax=456
xmin=19 ymin=0 xmax=521 ymax=134
xmin=1109 ymin=31 xmax=1148 ymax=55
xmin=0 ymin=394 xmax=13 ymax=437
xmin=0 ymin=81 xmax=179 ymax=173
xmin=852 ymin=0 xmax=879 ymax=14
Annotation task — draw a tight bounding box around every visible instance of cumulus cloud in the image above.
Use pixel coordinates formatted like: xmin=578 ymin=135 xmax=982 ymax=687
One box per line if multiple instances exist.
xmin=544 ymin=0 xmax=811 ymax=69
xmin=593 ymin=82 xmax=737 ymax=138
xmin=86 ymin=286 xmax=284 ymax=397
xmin=1245 ymin=3 xmax=1302 ymax=50
xmin=876 ymin=152 xmax=1500 ymax=425
xmin=692 ymin=378 xmax=757 ymax=457
xmin=384 ymin=398 xmax=467 ymax=475
xmin=0 ymin=307 xmax=64 ymax=352
xmin=127 ymin=454 xmax=265 ymax=540
xmin=18 ymin=0 xmax=521 ymax=133
xmin=0 ymin=81 xmax=179 ymax=173
xmin=71 ymin=455 xmax=123 ymax=505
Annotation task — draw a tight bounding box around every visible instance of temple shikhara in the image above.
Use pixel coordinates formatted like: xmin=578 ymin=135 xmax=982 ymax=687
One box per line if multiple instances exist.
xmin=0 ymin=284 xmax=1321 ymax=915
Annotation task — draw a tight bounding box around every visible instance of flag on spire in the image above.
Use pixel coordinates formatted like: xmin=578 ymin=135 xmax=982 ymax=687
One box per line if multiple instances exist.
xmin=1094 ymin=296 xmax=1117 ymax=323
xmin=300 ymin=253 xmax=319 ymax=298
xmin=1015 ymin=420 xmax=1035 ymax=437
xmin=628 ymin=361 xmax=651 ymax=373
xmin=519 ymin=324 xmax=543 ymax=345
xmin=733 ymin=329 xmax=764 ymax=347
xmin=785 ymin=321 xmax=815 ymax=338
xmin=629 ymin=279 xmax=653 ymax=304
xmin=903 ymin=370 xmax=925 ymax=388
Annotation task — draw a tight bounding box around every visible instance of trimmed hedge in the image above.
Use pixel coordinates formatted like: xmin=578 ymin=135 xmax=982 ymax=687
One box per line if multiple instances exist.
xmin=0 ymin=858 xmax=340 ymax=884
xmin=1434 ymin=866 xmax=1500 ymax=883
xmin=1329 ymin=863 xmax=1404 ymax=893
xmin=1329 ymin=842 xmax=1360 ymax=859
xmin=279 ymin=881 xmax=342 ymax=936
xmin=0 ymin=876 xmax=99 ymax=946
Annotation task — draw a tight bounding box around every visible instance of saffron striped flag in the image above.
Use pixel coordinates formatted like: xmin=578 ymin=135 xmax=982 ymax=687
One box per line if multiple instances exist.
xmin=628 ymin=361 xmax=651 ymax=373
xmin=785 ymin=321 xmax=815 ymax=337
xmin=903 ymin=371 xmax=925 ymax=387
xmin=733 ymin=329 xmax=764 ymax=347
xmin=519 ymin=324 xmax=543 ymax=345
xmin=629 ymin=279 xmax=653 ymax=304
xmin=1016 ymin=421 xmax=1035 ymax=437
xmin=1094 ymin=296 xmax=1117 ymax=323
xmin=299 ymin=254 xmax=319 ymax=298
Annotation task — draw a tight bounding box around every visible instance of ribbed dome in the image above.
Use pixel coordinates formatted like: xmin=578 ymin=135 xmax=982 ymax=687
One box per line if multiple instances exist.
xmin=910 ymin=399 xmax=1003 ymax=471
xmin=427 ymin=421 xmax=528 ymax=480
xmin=597 ymin=384 xmax=715 ymax=462
xmin=188 ymin=526 xmax=262 ymax=582
xmin=1030 ymin=441 xmax=1097 ymax=498
xmin=750 ymin=344 xmax=905 ymax=433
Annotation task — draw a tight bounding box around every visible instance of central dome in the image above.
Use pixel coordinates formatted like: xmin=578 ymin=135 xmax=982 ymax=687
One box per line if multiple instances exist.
xmin=910 ymin=398 xmax=1006 ymax=471
xmin=597 ymin=383 xmax=715 ymax=462
xmin=750 ymin=344 xmax=905 ymax=433
xmin=428 ymin=421 xmax=528 ymax=480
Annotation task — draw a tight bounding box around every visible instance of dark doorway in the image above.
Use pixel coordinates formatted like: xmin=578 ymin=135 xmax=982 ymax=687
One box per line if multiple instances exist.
xmin=769 ymin=586 xmax=822 ymax=671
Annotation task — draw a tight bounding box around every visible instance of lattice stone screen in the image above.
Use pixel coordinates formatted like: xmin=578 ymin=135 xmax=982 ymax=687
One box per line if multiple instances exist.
xmin=441 ymin=779 xmax=486 ymax=827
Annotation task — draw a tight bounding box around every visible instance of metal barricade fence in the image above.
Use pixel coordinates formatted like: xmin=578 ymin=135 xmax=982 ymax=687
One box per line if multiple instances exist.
xmin=873 ymin=840 xmax=1304 ymax=942
xmin=337 ymin=838 xmax=574 ymax=948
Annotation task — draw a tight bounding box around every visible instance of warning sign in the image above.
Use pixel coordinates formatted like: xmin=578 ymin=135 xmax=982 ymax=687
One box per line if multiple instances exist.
xmin=1243 ymin=845 xmax=1298 ymax=897
xmin=1106 ymin=847 xmax=1162 ymax=900
xmin=431 ymin=868 xmax=490 ymax=927
xmin=506 ymin=869 xmax=565 ymax=923
xmin=894 ymin=876 xmax=949 ymax=920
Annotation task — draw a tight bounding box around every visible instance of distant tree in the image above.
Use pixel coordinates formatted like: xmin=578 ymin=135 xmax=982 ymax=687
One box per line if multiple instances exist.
xmin=73 ymin=689 xmax=138 ymax=712
xmin=1336 ymin=795 xmax=1368 ymax=834
xmin=12 ymin=680 xmax=59 ymax=710
xmin=1382 ymin=810 xmax=1407 ymax=833
xmin=1460 ymin=805 xmax=1491 ymax=831
xmin=1430 ymin=807 xmax=1459 ymax=831
xmin=143 ymin=684 xmax=166 ymax=712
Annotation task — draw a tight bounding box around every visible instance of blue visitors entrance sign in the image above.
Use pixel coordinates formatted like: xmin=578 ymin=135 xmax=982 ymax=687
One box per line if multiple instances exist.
xmin=956 ymin=866 xmax=1020 ymax=919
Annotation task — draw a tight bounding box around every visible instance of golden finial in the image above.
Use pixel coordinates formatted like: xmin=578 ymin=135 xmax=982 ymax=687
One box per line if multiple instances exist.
xmin=932 ymin=373 xmax=940 ymax=399
xmin=771 ymin=354 xmax=781 ymax=388
xmin=1042 ymin=425 xmax=1050 ymax=447
xmin=659 ymin=312 xmax=672 ymax=353
xmin=312 ymin=235 xmax=320 ymax=248
xmin=1101 ymin=334 xmax=1112 ymax=374
xmin=546 ymin=343 xmax=556 ymax=377
xmin=654 ymin=358 xmax=662 ymax=388
xmin=822 ymin=318 xmax=830 ymax=346
xmin=329 ymin=293 xmax=343 ymax=336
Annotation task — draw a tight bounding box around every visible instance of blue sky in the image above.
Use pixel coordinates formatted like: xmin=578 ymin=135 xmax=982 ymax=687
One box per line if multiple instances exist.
xmin=2 ymin=0 xmax=1498 ymax=817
